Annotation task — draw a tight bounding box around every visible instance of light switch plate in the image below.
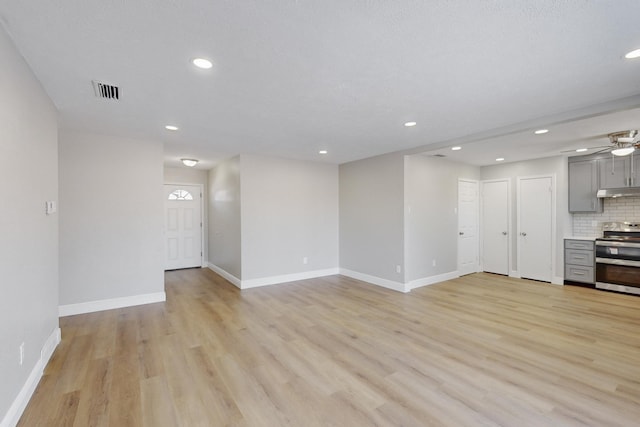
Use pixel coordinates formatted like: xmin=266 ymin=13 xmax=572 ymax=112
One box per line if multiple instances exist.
xmin=45 ymin=201 xmax=57 ymax=215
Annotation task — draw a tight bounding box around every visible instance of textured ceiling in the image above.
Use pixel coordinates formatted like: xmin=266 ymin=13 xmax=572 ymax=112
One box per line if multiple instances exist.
xmin=1 ymin=0 xmax=640 ymax=168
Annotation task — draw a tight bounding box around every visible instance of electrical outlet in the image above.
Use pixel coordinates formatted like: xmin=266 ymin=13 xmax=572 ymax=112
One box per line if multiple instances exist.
xmin=19 ymin=342 xmax=24 ymax=366
xmin=303 ymin=257 xmax=308 ymax=264
xmin=432 ymin=259 xmax=436 ymax=267
xmin=396 ymin=265 xmax=401 ymax=273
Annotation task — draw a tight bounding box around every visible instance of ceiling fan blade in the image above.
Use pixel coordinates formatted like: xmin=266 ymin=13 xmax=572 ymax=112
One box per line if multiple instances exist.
xmin=591 ymin=147 xmax=612 ymax=155
xmin=560 ymin=145 xmax=610 ymax=153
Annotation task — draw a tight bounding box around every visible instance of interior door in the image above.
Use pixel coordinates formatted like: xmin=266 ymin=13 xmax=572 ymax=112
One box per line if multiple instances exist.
xmin=458 ymin=179 xmax=479 ymax=276
xmin=165 ymin=184 xmax=203 ymax=270
xmin=481 ymin=180 xmax=509 ymax=275
xmin=518 ymin=176 xmax=553 ymax=282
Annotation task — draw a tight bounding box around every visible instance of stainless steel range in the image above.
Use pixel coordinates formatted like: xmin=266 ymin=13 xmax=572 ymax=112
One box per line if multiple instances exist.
xmin=596 ymin=221 xmax=640 ymax=295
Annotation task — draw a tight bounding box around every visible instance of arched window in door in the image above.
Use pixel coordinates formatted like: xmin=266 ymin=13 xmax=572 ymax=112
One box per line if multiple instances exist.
xmin=168 ymin=189 xmax=194 ymax=201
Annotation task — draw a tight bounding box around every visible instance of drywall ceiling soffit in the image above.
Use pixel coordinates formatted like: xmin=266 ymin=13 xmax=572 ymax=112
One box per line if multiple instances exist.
xmin=1 ymin=0 xmax=640 ymax=168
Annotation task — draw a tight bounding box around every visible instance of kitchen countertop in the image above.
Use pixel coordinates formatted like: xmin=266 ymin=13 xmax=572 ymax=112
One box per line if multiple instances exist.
xmin=564 ymin=236 xmax=598 ymax=241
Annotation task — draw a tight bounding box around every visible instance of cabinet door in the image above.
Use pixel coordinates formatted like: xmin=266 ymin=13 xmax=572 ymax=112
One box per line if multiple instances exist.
xmin=630 ymin=153 xmax=640 ymax=187
xmin=568 ymin=160 xmax=601 ymax=212
xmin=599 ymin=156 xmax=629 ymax=188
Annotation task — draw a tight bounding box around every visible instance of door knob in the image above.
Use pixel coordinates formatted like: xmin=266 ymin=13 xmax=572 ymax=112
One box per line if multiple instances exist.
xmin=459 ymin=232 xmax=464 ymax=235
xmin=502 ymin=231 xmax=508 ymax=235
xmin=520 ymin=232 xmax=527 ymax=236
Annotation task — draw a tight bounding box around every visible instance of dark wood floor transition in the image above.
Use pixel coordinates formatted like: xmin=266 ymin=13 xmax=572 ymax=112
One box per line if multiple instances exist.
xmin=18 ymin=269 xmax=640 ymax=426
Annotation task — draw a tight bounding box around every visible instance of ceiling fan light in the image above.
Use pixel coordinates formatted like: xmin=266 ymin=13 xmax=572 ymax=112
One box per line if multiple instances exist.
xmin=611 ymin=147 xmax=635 ymax=157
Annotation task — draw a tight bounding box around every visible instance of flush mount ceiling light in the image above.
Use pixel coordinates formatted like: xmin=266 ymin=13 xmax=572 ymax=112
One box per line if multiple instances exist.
xmin=404 ymin=121 xmax=417 ymax=127
xmin=451 ymin=146 xmax=462 ymax=151
xmin=181 ymin=158 xmax=198 ymax=167
xmin=192 ymin=58 xmax=213 ymax=69
xmin=496 ymin=157 xmax=505 ymax=162
xmin=165 ymin=125 xmax=179 ymax=131
xmin=625 ymin=48 xmax=640 ymax=59
xmin=319 ymin=150 xmax=328 ymax=154
xmin=534 ymin=129 xmax=549 ymax=135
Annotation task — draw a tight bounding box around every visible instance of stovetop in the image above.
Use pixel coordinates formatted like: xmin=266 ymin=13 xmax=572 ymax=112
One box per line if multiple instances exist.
xmin=599 ymin=221 xmax=640 ymax=241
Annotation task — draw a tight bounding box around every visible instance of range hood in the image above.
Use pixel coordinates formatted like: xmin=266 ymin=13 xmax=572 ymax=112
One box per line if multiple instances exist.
xmin=597 ymin=187 xmax=640 ymax=198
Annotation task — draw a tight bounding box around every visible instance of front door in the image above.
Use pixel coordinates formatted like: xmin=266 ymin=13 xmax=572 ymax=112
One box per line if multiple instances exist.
xmin=458 ymin=179 xmax=479 ymax=276
xmin=518 ymin=176 xmax=553 ymax=282
xmin=165 ymin=184 xmax=203 ymax=270
xmin=481 ymin=179 xmax=509 ymax=275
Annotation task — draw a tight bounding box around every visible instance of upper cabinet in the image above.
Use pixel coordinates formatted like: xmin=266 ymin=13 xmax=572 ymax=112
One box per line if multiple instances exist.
xmin=568 ymin=152 xmax=640 ymax=213
xmin=568 ymin=158 xmax=602 ymax=213
xmin=599 ymin=153 xmax=640 ymax=188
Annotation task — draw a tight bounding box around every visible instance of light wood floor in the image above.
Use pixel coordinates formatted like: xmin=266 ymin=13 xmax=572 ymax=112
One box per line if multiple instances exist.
xmin=18 ymin=270 xmax=640 ymax=426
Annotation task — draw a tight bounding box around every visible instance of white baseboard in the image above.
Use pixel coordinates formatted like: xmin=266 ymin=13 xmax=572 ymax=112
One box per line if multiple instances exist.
xmin=1 ymin=327 xmax=61 ymax=427
xmin=509 ymin=270 xmax=520 ymax=279
xmin=207 ymin=263 xmax=340 ymax=290
xmin=551 ymin=276 xmax=564 ymax=285
xmin=339 ymin=268 xmax=409 ymax=293
xmin=408 ymin=271 xmax=460 ymax=290
xmin=58 ymin=292 xmax=166 ymax=317
xmin=241 ymin=268 xmax=340 ymax=289
xmin=207 ymin=263 xmax=241 ymax=288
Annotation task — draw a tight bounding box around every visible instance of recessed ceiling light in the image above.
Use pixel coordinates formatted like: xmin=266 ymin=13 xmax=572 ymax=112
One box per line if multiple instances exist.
xmin=625 ymin=48 xmax=640 ymax=59
xmin=319 ymin=150 xmax=328 ymax=154
xmin=534 ymin=129 xmax=549 ymax=135
xmin=165 ymin=125 xmax=179 ymax=131
xmin=192 ymin=58 xmax=213 ymax=69
xmin=181 ymin=158 xmax=198 ymax=167
xmin=576 ymin=148 xmax=588 ymax=152
xmin=496 ymin=157 xmax=505 ymax=162
xmin=404 ymin=121 xmax=417 ymax=127
xmin=451 ymin=146 xmax=462 ymax=151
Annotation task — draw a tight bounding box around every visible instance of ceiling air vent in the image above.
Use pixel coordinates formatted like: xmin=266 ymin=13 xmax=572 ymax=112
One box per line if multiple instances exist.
xmin=92 ymin=80 xmax=119 ymax=100
xmin=432 ymin=154 xmax=446 ymax=157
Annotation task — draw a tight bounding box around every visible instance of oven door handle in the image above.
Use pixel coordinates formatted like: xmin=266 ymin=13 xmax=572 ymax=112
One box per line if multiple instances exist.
xmin=596 ymin=240 xmax=640 ymax=248
xmin=596 ymin=257 xmax=640 ymax=267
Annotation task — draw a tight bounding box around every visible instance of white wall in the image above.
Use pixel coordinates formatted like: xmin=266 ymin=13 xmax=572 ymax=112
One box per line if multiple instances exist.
xmin=339 ymin=153 xmax=405 ymax=284
xmin=240 ymin=154 xmax=339 ymax=282
xmin=59 ymin=131 xmax=165 ymax=307
xmin=481 ymin=156 xmax=570 ymax=280
xmin=208 ymin=156 xmax=242 ymax=280
xmin=405 ymin=155 xmax=480 ymax=283
xmin=164 ymin=166 xmax=209 ymax=262
xmin=0 ymin=25 xmax=59 ymax=424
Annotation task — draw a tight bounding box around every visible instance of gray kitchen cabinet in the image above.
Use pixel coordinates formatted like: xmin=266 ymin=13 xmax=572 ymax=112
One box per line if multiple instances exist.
xmin=564 ymin=239 xmax=595 ymax=285
xmin=599 ymin=153 xmax=640 ymax=188
xmin=568 ymin=159 xmax=602 ymax=213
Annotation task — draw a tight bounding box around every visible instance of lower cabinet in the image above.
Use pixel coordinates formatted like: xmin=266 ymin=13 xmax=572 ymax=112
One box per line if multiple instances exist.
xmin=564 ymin=239 xmax=595 ymax=285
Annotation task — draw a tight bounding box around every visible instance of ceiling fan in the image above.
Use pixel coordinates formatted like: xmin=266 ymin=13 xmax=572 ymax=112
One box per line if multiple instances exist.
xmin=563 ymin=130 xmax=640 ymax=156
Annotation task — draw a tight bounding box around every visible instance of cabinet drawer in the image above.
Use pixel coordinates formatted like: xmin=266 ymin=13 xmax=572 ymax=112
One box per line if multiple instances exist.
xmin=565 ymin=249 xmax=594 ymax=267
xmin=565 ymin=239 xmax=595 ymax=251
xmin=565 ymin=265 xmax=594 ymax=284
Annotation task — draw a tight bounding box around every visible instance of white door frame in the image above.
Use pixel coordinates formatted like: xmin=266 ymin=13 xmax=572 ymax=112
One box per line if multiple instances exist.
xmin=479 ymin=178 xmax=512 ymax=275
xmin=516 ymin=174 xmax=556 ymax=282
xmin=164 ymin=183 xmax=205 ymax=268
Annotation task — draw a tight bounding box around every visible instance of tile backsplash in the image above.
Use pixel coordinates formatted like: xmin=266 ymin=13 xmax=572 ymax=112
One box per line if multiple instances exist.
xmin=573 ymin=196 xmax=640 ymax=236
